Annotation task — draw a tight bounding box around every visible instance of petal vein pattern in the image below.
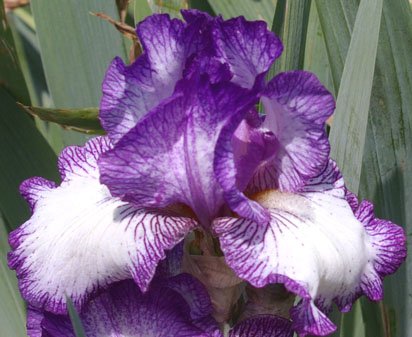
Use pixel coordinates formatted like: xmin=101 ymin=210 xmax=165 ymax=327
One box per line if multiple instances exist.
xmin=100 ymin=10 xmax=283 ymax=142
xmin=29 ymin=277 xmax=215 ymax=337
xmin=214 ymin=161 xmax=406 ymax=336
xmin=99 ymin=76 xmax=256 ymax=225
xmin=8 ymin=137 xmax=197 ymax=314
xmin=249 ymin=71 xmax=335 ymax=193
xmin=100 ymin=14 xmax=186 ymax=142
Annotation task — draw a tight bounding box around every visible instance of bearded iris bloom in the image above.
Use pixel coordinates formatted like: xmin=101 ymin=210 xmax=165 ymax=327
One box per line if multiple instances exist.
xmin=8 ymin=9 xmax=406 ymax=337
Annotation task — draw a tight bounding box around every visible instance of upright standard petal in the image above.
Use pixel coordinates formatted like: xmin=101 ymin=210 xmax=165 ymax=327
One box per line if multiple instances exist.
xmin=249 ymin=71 xmax=335 ymax=193
xmin=29 ymin=277 xmax=215 ymax=337
xmin=214 ymin=15 xmax=283 ymax=89
xmin=8 ymin=137 xmax=197 ymax=314
xmin=100 ymin=14 xmax=187 ymax=142
xmin=214 ymin=161 xmax=406 ymax=336
xmin=99 ymin=76 xmax=256 ymax=225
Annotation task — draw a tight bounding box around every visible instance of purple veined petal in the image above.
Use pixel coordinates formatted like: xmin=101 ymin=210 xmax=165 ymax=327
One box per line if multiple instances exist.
xmin=248 ymin=71 xmax=335 ymax=194
xmin=214 ymin=161 xmax=406 ymax=336
xmin=29 ymin=277 xmax=215 ymax=337
xmin=229 ymin=315 xmax=293 ymax=337
xmin=99 ymin=75 xmax=257 ymax=226
xmin=214 ymin=110 xmax=276 ymax=224
xmin=353 ymin=200 xmax=407 ymax=294
xmin=8 ymin=137 xmax=197 ymax=314
xmin=100 ymin=14 xmax=187 ymax=142
xmin=214 ymin=15 xmax=283 ymax=89
xmin=100 ymin=10 xmax=217 ymax=144
xmin=163 ymin=273 xmax=213 ymax=320
xmin=26 ymin=307 xmax=44 ymax=337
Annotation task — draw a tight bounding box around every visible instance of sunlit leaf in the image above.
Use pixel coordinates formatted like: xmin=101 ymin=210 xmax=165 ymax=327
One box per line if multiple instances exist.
xmin=328 ymin=0 xmax=383 ymax=194
xmin=206 ymin=0 xmax=277 ymax=26
xmin=19 ymin=104 xmax=103 ymax=135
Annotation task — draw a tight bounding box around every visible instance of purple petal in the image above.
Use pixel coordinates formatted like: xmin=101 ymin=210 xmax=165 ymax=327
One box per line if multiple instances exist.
xmin=100 ymin=14 xmax=186 ymax=142
xmin=229 ymin=315 xmax=293 ymax=337
xmin=215 ymin=16 xmax=283 ymax=89
xmin=99 ymin=76 xmax=256 ymax=225
xmin=8 ymin=137 xmax=196 ymax=314
xmin=214 ymin=111 xmax=275 ymax=224
xmin=30 ymin=277 xmax=215 ymax=337
xmin=163 ymin=273 xmax=213 ymax=320
xmin=214 ymin=161 xmax=405 ymax=336
xmin=248 ymin=71 xmax=335 ymax=193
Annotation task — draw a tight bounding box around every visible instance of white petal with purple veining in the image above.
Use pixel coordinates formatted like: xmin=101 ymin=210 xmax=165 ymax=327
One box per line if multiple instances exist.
xmin=214 ymin=162 xmax=405 ymax=336
xmin=215 ymin=16 xmax=283 ymax=89
xmin=100 ymin=14 xmax=186 ymax=142
xmin=249 ymin=71 xmax=335 ymax=193
xmin=8 ymin=137 xmax=196 ymax=314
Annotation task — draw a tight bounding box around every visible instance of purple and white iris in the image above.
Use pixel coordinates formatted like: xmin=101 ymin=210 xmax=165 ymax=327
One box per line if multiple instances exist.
xmin=8 ymin=9 xmax=406 ymax=337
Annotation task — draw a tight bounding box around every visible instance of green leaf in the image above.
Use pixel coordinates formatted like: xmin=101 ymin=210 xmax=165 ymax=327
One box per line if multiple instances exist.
xmin=67 ymin=297 xmax=87 ymax=337
xmin=328 ymin=0 xmax=383 ymax=194
xmin=268 ymin=0 xmax=312 ymax=77
xmin=317 ymin=0 xmax=412 ymax=336
xmin=134 ymin=0 xmax=152 ymax=24
xmin=0 ymin=214 xmax=26 ymax=337
xmin=303 ymin=1 xmax=334 ymax=95
xmin=358 ymin=1 xmax=412 ymax=336
xmin=206 ymin=0 xmax=277 ymax=26
xmin=146 ymin=0 xmax=188 ymax=18
xmin=31 ymin=0 xmax=128 ymax=152
xmin=0 ymin=88 xmax=59 ymax=229
xmin=0 ymin=0 xmax=30 ymax=104
xmin=20 ymin=105 xmax=103 ymax=135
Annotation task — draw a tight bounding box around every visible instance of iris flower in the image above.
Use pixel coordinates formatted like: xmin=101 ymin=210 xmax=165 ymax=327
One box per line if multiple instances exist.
xmin=8 ymin=10 xmax=406 ymax=337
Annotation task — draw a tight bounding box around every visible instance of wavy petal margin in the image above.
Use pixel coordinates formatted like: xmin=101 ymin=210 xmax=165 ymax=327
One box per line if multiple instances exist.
xmin=215 ymin=161 xmax=406 ymax=336
xmin=28 ymin=276 xmax=214 ymax=337
xmin=8 ymin=137 xmax=196 ymax=314
xmin=248 ymin=71 xmax=335 ymax=194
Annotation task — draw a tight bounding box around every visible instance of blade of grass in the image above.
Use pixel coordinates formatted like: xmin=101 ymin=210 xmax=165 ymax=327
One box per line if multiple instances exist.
xmin=134 ymin=0 xmax=152 ymax=24
xmin=303 ymin=1 xmax=334 ymax=95
xmin=0 ymin=0 xmax=30 ymax=104
xmin=206 ymin=0 xmax=277 ymax=26
xmin=67 ymin=297 xmax=87 ymax=337
xmin=0 ymin=88 xmax=59 ymax=229
xmin=317 ymin=0 xmax=412 ymax=336
xmin=270 ymin=0 xmax=312 ymax=76
xmin=0 ymin=214 xmax=26 ymax=337
xmin=328 ymin=0 xmax=383 ymax=194
xmin=30 ymin=0 xmax=128 ymax=152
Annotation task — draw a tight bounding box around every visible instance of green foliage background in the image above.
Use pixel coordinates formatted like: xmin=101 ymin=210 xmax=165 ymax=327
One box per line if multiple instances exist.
xmin=0 ymin=0 xmax=410 ymax=336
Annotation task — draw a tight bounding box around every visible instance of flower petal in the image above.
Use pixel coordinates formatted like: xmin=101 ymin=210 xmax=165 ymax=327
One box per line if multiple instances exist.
xmin=29 ymin=277 xmax=215 ymax=337
xmin=100 ymin=14 xmax=186 ymax=142
xmin=229 ymin=315 xmax=293 ymax=337
xmin=214 ymin=162 xmax=405 ymax=336
xmin=99 ymin=76 xmax=256 ymax=225
xmin=8 ymin=137 xmax=196 ymax=314
xmin=214 ymin=111 xmax=275 ymax=224
xmin=249 ymin=71 xmax=335 ymax=193
xmin=215 ymin=16 xmax=283 ymax=89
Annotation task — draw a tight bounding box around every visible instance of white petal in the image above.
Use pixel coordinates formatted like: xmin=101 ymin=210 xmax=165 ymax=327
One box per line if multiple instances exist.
xmin=9 ymin=137 xmax=196 ymax=314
